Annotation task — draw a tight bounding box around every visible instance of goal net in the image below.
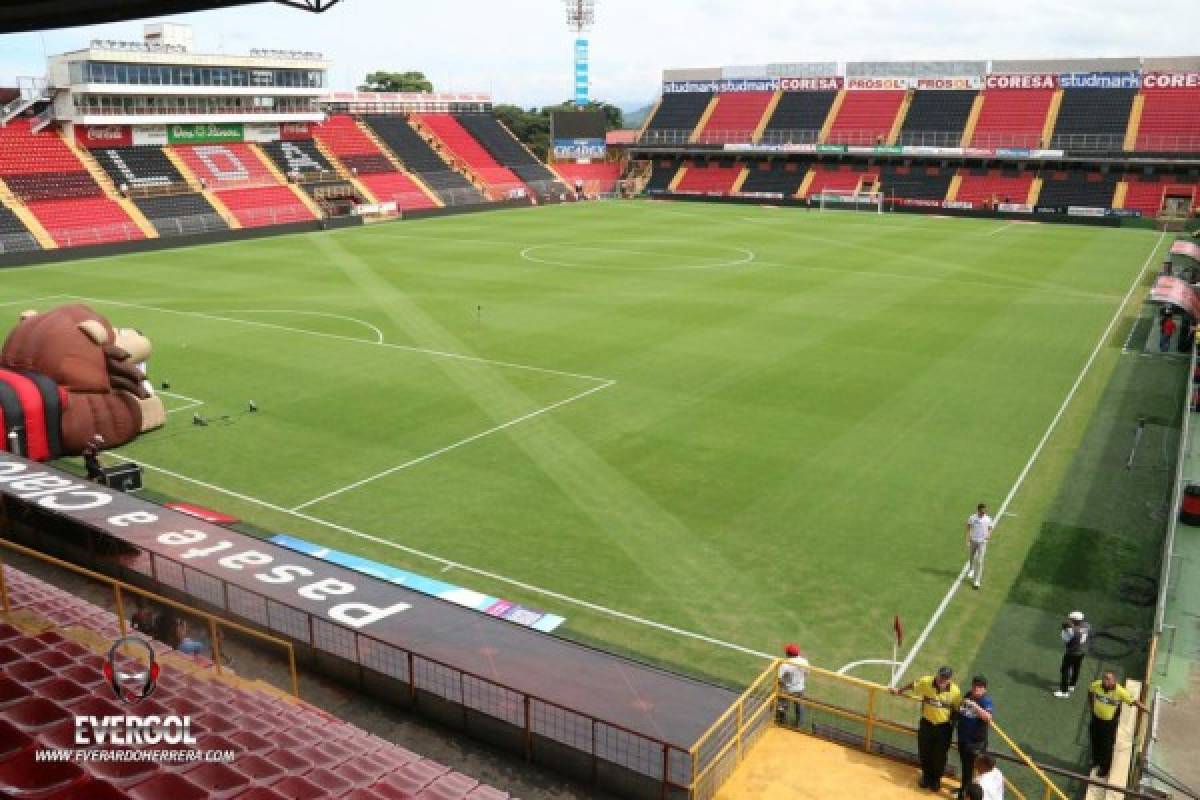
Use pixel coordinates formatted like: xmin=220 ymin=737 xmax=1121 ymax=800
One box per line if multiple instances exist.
xmin=815 ymin=189 xmax=884 ymax=213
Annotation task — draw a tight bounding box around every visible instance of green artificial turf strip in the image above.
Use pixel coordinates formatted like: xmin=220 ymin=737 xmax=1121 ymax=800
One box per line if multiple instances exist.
xmin=0 ymin=200 xmax=1166 ymax=693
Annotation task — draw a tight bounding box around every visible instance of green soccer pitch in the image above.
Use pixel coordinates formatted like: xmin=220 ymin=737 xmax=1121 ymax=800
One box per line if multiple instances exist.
xmin=0 ymin=200 xmax=1170 ymax=690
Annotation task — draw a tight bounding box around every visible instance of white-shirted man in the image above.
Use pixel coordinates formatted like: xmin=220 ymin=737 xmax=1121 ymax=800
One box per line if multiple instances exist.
xmin=776 ymin=643 xmax=809 ymax=728
xmin=965 ymin=502 xmax=994 ymax=590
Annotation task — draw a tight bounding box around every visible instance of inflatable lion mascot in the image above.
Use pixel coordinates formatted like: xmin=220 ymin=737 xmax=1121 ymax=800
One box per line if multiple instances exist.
xmin=0 ymin=304 xmax=165 ymax=460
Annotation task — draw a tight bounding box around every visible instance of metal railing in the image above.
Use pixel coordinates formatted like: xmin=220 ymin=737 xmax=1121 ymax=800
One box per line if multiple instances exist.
xmin=0 ymin=535 xmax=300 ymax=697
xmin=686 ymin=659 xmax=1170 ymax=800
xmin=4 ymin=512 xmax=696 ymax=797
xmin=638 ymin=127 xmax=1200 ymax=154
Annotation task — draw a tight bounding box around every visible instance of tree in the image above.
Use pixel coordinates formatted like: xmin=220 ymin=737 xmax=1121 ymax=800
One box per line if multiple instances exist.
xmin=358 ymin=71 xmax=432 ymax=93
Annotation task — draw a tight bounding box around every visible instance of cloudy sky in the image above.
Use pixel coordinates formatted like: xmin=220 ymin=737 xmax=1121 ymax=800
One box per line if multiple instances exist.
xmin=1 ymin=0 xmax=1196 ymax=111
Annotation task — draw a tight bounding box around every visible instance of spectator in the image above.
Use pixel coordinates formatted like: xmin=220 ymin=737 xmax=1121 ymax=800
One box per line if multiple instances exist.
xmin=1160 ymin=313 xmax=1177 ymax=353
xmin=177 ymin=620 xmax=207 ymax=657
xmin=130 ymin=596 xmax=157 ymax=636
xmin=892 ymin=666 xmax=962 ymax=792
xmin=965 ymin=503 xmax=993 ymax=589
xmin=956 ymin=675 xmax=995 ymax=794
xmin=1054 ymin=611 xmax=1089 ymax=697
xmin=82 ymin=435 xmax=104 ymax=483
xmin=1088 ymin=671 xmax=1147 ymax=778
xmin=973 ymin=753 xmax=1004 ymax=799
xmin=776 ymin=643 xmax=809 ymax=729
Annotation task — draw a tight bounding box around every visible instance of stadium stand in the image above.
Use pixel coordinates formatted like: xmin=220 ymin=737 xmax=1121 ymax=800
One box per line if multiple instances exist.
xmin=170 ymin=143 xmax=278 ymax=189
xmin=1122 ymin=172 xmax=1200 ymax=216
xmin=953 ymin=166 xmax=1035 ymax=206
xmin=453 ymin=113 xmax=569 ymax=198
xmin=760 ymin=91 xmax=838 ymax=143
xmin=0 ymin=563 xmax=514 ymax=800
xmin=0 ymin=120 xmax=143 ymax=246
xmin=552 ymin=162 xmax=622 ymax=195
xmin=645 ymin=157 xmax=680 ymax=192
xmin=641 ymin=92 xmax=713 ymax=140
xmin=1049 ymin=88 xmax=1136 ymax=151
xmin=412 ymin=113 xmax=527 ymax=197
xmin=131 ymin=193 xmax=228 ymax=238
xmin=695 ymin=91 xmax=774 ymax=142
xmin=897 ymin=90 xmax=976 ymax=145
xmin=674 ymin=160 xmax=742 ymax=194
xmin=1035 ymin=167 xmax=1119 ymax=208
xmin=739 ymin=160 xmax=809 ymax=197
xmin=211 ymin=185 xmax=315 ymax=228
xmin=311 ymin=115 xmax=438 ymax=209
xmin=257 ymin=139 xmax=336 ymax=180
xmin=0 ymin=204 xmax=40 ymax=253
xmin=970 ymin=87 xmax=1055 ymax=147
xmin=803 ymin=163 xmax=877 ymax=198
xmin=91 ymin=147 xmax=188 ymax=192
xmin=359 ymin=115 xmax=485 ymax=204
xmin=878 ymin=162 xmax=955 ymax=202
xmin=1136 ymin=82 xmax=1200 ymax=151
xmin=825 ymin=90 xmax=905 ymax=145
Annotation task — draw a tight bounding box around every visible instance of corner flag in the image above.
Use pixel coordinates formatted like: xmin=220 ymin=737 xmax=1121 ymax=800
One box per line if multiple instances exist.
xmin=893 ymin=615 xmax=904 ymax=647
xmin=891 ymin=614 xmax=904 ymax=686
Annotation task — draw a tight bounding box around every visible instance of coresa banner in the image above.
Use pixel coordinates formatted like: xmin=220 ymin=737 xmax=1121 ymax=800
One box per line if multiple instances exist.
xmin=984 ymin=73 xmax=1057 ymax=89
xmin=167 ymin=123 xmax=244 ymax=144
xmin=1059 ymin=71 xmax=1140 ymax=89
xmin=1142 ymin=72 xmax=1200 ymax=89
xmin=779 ymin=76 xmax=842 ymax=91
xmin=77 ymin=125 xmax=131 ymax=148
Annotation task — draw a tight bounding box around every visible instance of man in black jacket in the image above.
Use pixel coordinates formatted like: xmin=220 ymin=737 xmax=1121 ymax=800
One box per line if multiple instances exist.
xmin=1055 ymin=611 xmax=1089 ymax=697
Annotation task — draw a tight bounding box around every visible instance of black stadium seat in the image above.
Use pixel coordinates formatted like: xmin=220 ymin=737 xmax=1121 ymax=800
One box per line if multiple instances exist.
xmin=0 ymin=203 xmax=40 ymax=253
xmin=761 ymin=91 xmax=838 ymax=142
xmin=740 ymin=160 xmax=809 ymax=196
xmin=258 ymin=139 xmax=335 ymax=178
xmin=131 ymin=192 xmax=228 ymax=237
xmin=361 ymin=116 xmax=484 ymax=204
xmin=453 ymin=114 xmax=570 ymax=198
xmin=1050 ymin=89 xmax=1136 ymax=151
xmin=898 ymin=90 xmax=976 ymax=145
xmin=92 ymin=146 xmax=186 ymax=191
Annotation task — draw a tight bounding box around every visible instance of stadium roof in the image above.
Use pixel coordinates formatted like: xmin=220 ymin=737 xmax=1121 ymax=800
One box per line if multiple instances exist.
xmin=0 ymin=0 xmax=340 ymax=34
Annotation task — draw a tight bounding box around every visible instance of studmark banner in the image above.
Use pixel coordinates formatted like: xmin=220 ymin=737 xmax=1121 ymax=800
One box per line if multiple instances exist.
xmin=1058 ymin=71 xmax=1140 ymax=89
xmin=553 ymin=138 xmax=606 ymax=159
xmin=167 ymin=123 xmax=244 ymax=144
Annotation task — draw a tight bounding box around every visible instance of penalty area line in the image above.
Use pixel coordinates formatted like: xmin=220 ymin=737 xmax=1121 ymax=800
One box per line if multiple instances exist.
xmin=890 ymin=230 xmax=1168 ymax=686
xmin=103 ymin=453 xmax=776 ymax=661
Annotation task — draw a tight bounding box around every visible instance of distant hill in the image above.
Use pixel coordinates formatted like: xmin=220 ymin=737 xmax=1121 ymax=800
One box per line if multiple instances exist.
xmin=622 ymin=102 xmax=655 ymax=129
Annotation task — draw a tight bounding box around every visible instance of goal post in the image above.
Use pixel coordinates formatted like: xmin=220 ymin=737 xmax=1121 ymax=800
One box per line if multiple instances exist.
xmin=815 ymin=189 xmax=884 ymax=214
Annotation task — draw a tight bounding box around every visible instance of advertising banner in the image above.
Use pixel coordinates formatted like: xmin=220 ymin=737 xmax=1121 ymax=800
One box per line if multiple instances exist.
xmin=816 ymin=144 xmax=847 ymax=153
xmin=779 ymin=76 xmax=843 ymax=91
xmin=1106 ymin=209 xmax=1142 ymax=218
xmin=662 ymin=78 xmax=777 ymax=93
xmin=906 ymin=145 xmax=965 ymax=156
xmin=997 ymin=202 xmax=1033 ymax=213
xmin=984 ymin=73 xmax=1058 ymax=90
xmin=77 ymin=125 xmax=132 ymax=148
xmin=1067 ymin=206 xmax=1107 ymax=217
xmin=847 ymin=145 xmax=904 ymax=155
xmin=279 ymin=122 xmax=312 ymax=140
xmin=1058 ymin=71 xmax=1140 ymax=89
xmin=1142 ymin=72 xmax=1200 ymax=89
xmin=915 ymin=76 xmax=983 ymax=90
xmin=894 ymin=197 xmax=943 ymax=208
xmin=943 ymin=200 xmax=975 ymax=209
xmin=132 ymin=126 xmax=167 ymax=146
xmin=1035 ymin=205 xmax=1066 ymax=214
xmin=243 ymin=123 xmax=281 ymax=143
xmin=166 ymin=123 xmax=244 ymax=144
xmin=846 ymin=77 xmax=912 ymax=90
xmin=553 ymin=138 xmax=606 ymax=159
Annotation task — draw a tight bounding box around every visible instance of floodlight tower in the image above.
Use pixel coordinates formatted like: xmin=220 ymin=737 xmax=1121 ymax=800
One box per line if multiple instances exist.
xmin=564 ymin=0 xmax=595 ymax=108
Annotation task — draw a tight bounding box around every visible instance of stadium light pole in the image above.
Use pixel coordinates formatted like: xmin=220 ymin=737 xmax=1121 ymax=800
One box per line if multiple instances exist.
xmin=564 ymin=0 xmax=595 ymax=109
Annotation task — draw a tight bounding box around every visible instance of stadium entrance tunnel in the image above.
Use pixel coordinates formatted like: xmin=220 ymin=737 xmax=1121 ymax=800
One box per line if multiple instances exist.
xmin=519 ymin=239 xmax=756 ymax=271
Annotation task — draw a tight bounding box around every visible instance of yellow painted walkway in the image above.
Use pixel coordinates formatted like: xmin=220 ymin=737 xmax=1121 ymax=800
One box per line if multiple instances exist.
xmin=716 ymin=729 xmax=952 ymax=800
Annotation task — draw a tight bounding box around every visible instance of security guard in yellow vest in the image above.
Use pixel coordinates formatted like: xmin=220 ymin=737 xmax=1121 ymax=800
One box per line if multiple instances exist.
xmin=893 ymin=666 xmax=963 ymax=792
xmin=1088 ymin=671 xmax=1147 ymax=778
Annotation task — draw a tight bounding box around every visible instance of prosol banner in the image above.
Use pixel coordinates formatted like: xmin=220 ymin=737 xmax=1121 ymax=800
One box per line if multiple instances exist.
xmin=846 ymin=77 xmax=912 ymax=90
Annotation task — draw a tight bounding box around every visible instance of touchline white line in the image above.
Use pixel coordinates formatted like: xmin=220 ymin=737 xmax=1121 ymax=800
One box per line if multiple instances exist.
xmin=890 ymin=230 xmax=1168 ymax=686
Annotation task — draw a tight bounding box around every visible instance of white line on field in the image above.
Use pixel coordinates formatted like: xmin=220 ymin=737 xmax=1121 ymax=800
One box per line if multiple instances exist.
xmin=890 ymin=230 xmax=1168 ymax=687
xmin=63 ymin=294 xmax=611 ymax=384
xmin=838 ymin=658 xmax=900 ymax=676
xmin=984 ymin=221 xmax=1019 ymax=236
xmin=99 ymin=451 xmax=775 ymax=660
xmin=290 ymin=380 xmax=616 ymax=511
xmin=210 ymin=309 xmax=386 ymax=345
xmin=0 ymin=295 xmax=66 ymax=309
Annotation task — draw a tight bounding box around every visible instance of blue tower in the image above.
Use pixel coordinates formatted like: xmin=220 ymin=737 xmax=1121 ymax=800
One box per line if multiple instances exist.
xmin=564 ymin=0 xmax=595 ymax=108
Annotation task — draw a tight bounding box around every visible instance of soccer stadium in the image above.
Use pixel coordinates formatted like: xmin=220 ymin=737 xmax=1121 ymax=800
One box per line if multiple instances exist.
xmin=0 ymin=0 xmax=1197 ymax=798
